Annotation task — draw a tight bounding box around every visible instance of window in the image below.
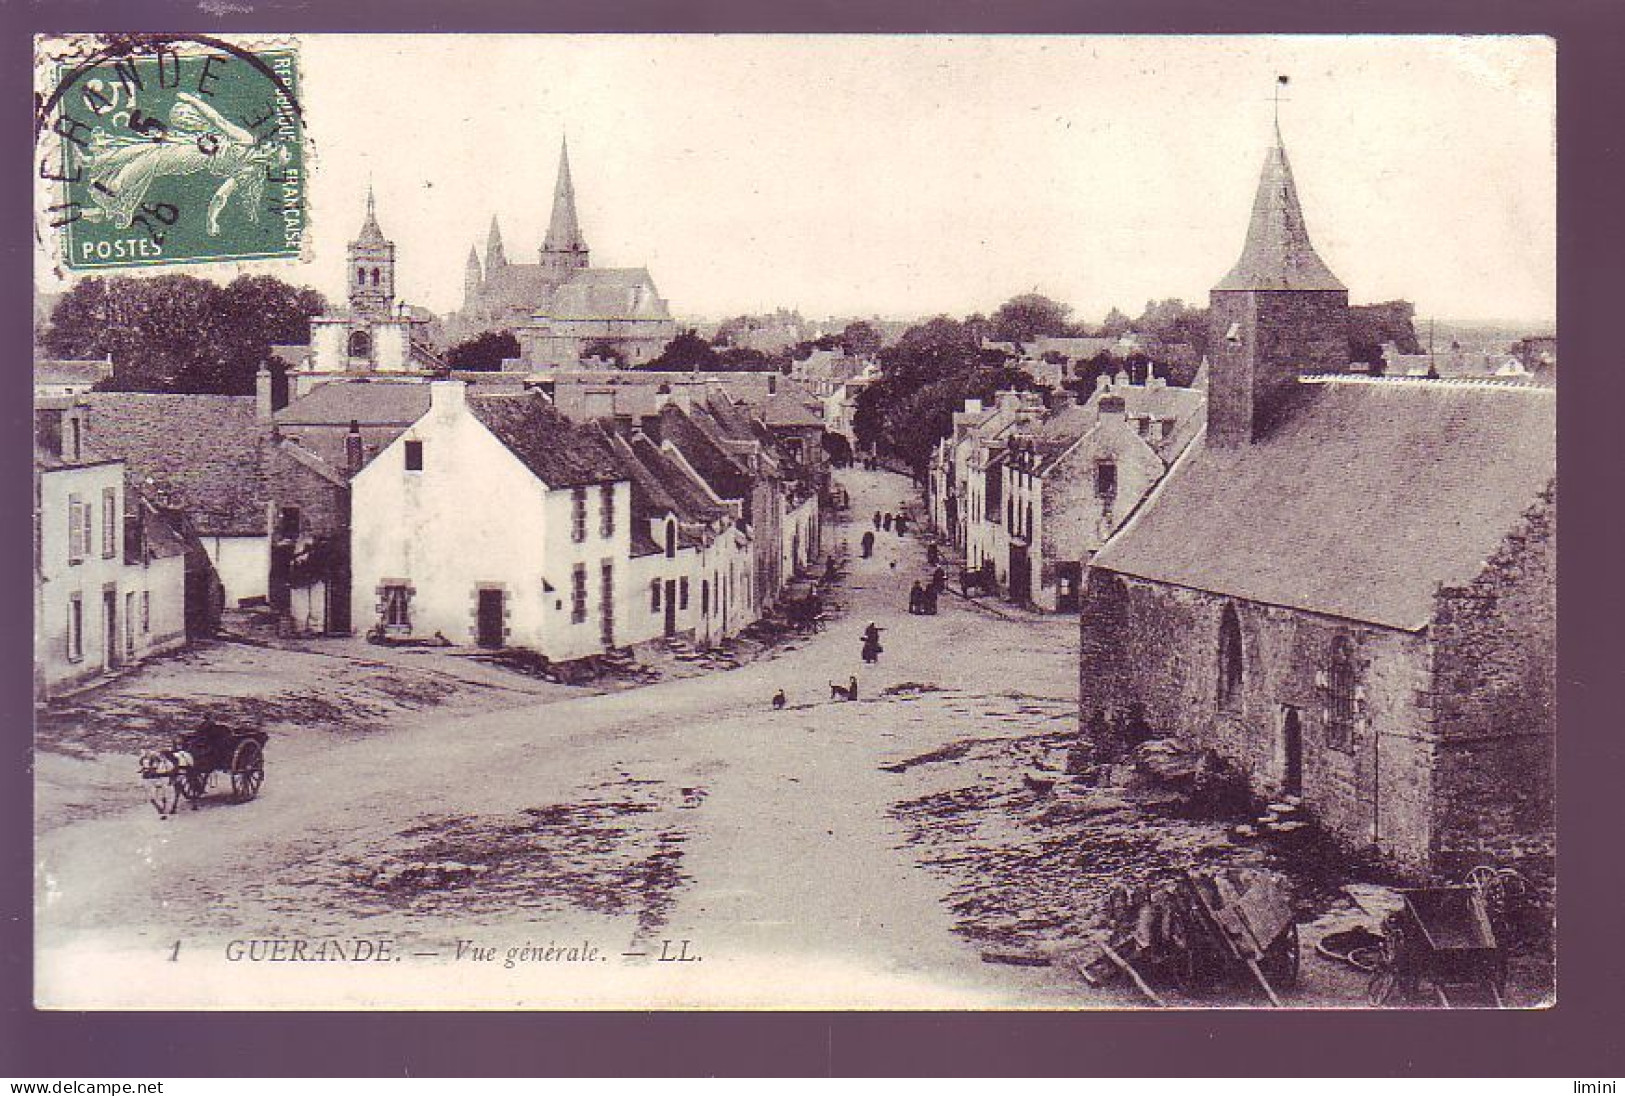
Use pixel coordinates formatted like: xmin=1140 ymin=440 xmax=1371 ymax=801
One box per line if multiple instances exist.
xmin=665 ymin=519 xmax=676 ymax=559
xmin=67 ymin=493 xmax=85 ymax=564
xmin=679 ymin=576 xmax=689 ymax=610
xmin=348 ymin=330 xmax=371 ymax=358
xmin=278 ymin=506 xmax=301 ymax=538
xmin=1218 ymin=605 xmax=1244 ymax=709
xmin=1326 ymin=635 xmax=1357 ymax=751
xmin=1025 ymin=502 xmax=1034 ymax=538
xmin=571 ymin=563 xmax=588 ymax=623
xmin=600 ymin=484 xmax=615 ymax=539
xmin=1095 ymin=461 xmax=1118 ymax=498
xmin=651 ymin=579 xmax=662 ymax=612
xmin=404 ymin=440 xmax=423 ymax=471
xmin=66 ymin=594 xmax=83 ymax=662
xmin=141 ymin=591 xmax=150 ymax=633
xmin=381 ymin=585 xmax=412 ymax=631
xmin=69 ymin=418 xmax=82 ymax=461
xmin=701 ymin=579 xmax=710 ymax=617
xmin=357 ymin=268 xmax=366 ymax=285
xmin=571 ymin=487 xmax=588 ymax=543
xmin=124 ymin=592 xmax=136 ymax=656
xmin=370 ymin=268 xmax=381 ymax=287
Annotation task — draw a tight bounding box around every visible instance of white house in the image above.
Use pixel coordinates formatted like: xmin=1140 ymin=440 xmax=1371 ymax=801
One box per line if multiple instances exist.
xmin=351 ymin=381 xmax=637 ymax=659
xmin=34 ymin=401 xmax=187 ymax=699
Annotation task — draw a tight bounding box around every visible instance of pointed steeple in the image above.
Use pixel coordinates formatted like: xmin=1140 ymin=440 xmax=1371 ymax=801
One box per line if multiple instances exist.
xmin=357 ymin=183 xmax=388 ymax=247
xmin=542 ymin=136 xmax=589 ymax=257
xmin=463 ymin=244 xmax=483 ymax=302
xmin=485 ymin=215 xmax=507 ymax=270
xmin=1213 ymin=130 xmax=1345 ymax=292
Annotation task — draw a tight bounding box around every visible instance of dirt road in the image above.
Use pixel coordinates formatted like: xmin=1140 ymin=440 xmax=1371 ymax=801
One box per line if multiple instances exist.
xmin=37 ymin=468 xmax=1095 ymax=1009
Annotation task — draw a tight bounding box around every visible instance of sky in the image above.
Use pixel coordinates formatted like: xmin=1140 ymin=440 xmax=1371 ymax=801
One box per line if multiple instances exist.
xmin=36 ymin=34 xmax=1556 ymax=328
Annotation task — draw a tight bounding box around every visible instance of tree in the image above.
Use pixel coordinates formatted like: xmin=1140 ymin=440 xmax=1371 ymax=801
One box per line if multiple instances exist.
xmin=446 ymin=330 xmax=522 ymax=370
xmin=581 ymin=338 xmax=627 ymax=368
xmin=990 ymin=293 xmax=1075 ymax=346
xmin=1348 ymin=301 xmax=1422 ymax=364
xmin=1100 ymin=307 xmax=1133 ymax=338
xmin=44 ymin=273 xmax=326 ymax=394
xmin=644 ymin=330 xmax=719 ymax=371
xmin=838 ymin=320 xmax=883 ymax=359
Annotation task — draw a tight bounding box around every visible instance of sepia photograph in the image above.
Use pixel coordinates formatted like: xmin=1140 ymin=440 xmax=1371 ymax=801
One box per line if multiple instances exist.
xmin=30 ymin=32 xmax=1556 ymax=1012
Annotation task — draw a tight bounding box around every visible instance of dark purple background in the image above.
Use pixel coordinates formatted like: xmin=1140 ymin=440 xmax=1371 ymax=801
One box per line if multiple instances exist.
xmin=4 ymin=1 xmax=1622 ymax=1078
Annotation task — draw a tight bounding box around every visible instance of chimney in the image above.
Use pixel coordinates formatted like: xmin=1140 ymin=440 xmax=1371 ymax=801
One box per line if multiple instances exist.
xmin=255 ymin=365 xmax=273 ymax=421
xmin=430 ymin=378 xmax=467 ymax=417
xmin=345 ymin=419 xmax=364 ymax=475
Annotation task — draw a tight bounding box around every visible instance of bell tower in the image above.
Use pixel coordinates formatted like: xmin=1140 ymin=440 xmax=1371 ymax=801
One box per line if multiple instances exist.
xmin=1208 ymin=100 xmax=1349 ymax=447
xmin=539 ymin=136 xmax=590 ymax=282
xmin=348 ymin=185 xmax=396 ymax=320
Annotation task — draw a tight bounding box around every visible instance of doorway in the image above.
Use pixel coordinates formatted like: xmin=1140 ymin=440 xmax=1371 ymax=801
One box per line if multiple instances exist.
xmin=102 ymin=589 xmax=119 ymax=669
xmin=1009 ymin=544 xmax=1032 ymax=605
xmin=476 ymin=588 xmax=505 ymax=648
xmin=663 ymin=579 xmax=677 ymax=637
xmin=1282 ymin=707 xmax=1304 ymax=797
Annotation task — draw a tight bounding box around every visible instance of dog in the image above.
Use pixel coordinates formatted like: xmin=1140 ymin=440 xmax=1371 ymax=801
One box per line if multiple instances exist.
xmin=829 ymin=680 xmax=857 ymax=702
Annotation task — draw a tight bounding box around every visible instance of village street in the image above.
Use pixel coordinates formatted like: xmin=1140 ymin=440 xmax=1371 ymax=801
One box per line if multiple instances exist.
xmin=36 ymin=467 xmax=1105 ymax=1010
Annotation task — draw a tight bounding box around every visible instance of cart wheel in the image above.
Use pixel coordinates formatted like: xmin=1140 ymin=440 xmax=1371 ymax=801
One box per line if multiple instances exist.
xmin=1168 ymin=911 xmax=1220 ymax=996
xmin=230 ymin=740 xmax=264 ymax=802
xmin=1367 ymin=923 xmax=1405 ymax=1006
xmin=177 ymin=769 xmax=208 ymax=801
xmin=1261 ymin=922 xmax=1301 ymax=990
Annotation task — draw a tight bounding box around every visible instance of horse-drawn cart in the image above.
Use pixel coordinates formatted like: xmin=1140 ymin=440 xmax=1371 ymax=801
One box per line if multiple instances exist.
xmin=139 ymin=721 xmax=268 ymax=818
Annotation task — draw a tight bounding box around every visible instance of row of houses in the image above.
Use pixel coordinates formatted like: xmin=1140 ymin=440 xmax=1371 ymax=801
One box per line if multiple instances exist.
xmin=926 ymin=368 xmax=1204 ymax=611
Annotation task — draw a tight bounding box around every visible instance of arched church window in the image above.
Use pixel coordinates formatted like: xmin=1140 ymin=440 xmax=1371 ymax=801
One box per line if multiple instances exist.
xmin=370 ymin=268 xmax=381 ymax=286
xmin=348 ymin=330 xmax=371 ymax=359
xmin=1218 ymin=604 xmax=1244 ymax=709
xmin=356 ymin=268 xmax=365 ymax=285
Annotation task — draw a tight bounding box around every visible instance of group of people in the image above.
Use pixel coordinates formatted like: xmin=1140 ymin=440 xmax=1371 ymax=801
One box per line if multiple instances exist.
xmin=860 ymin=509 xmax=910 ymax=559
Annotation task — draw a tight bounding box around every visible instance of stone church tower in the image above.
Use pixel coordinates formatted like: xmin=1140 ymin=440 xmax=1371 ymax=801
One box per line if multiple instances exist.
xmin=348 ymin=185 xmax=396 ymax=321
xmin=539 ymin=137 xmax=590 ymax=282
xmin=1208 ymin=123 xmax=1349 ymax=446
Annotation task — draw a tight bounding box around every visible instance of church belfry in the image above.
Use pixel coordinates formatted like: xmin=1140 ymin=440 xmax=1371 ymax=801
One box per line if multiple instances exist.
xmin=349 ymin=185 xmax=396 ymax=320
xmin=1208 ymin=110 xmax=1349 ymax=447
xmin=539 ymin=136 xmax=590 ymax=281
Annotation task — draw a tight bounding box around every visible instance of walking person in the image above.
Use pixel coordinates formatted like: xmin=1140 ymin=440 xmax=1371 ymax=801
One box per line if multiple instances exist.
xmin=873 ymin=511 xmax=883 ymax=530
xmin=860 ymin=622 xmax=884 ymax=664
xmin=908 ymin=581 xmax=924 ymax=615
xmin=883 ymin=513 xmax=893 ymax=532
xmin=896 ymin=513 xmax=908 ymax=536
xmin=860 ymin=529 xmax=875 ymax=558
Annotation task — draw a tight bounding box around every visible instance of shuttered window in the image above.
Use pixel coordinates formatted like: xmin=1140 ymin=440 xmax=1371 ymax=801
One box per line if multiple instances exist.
xmin=102 ymin=487 xmax=118 ymax=558
xmin=600 ymin=484 xmax=615 ymax=539
xmin=67 ymin=494 xmax=84 ymax=564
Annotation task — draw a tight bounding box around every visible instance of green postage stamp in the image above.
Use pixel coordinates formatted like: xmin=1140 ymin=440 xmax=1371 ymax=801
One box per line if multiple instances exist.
xmin=37 ymin=35 xmax=306 ymax=269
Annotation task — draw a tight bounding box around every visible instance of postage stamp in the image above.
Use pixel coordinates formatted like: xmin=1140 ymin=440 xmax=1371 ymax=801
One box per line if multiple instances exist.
xmin=35 ymin=34 xmax=306 ymax=270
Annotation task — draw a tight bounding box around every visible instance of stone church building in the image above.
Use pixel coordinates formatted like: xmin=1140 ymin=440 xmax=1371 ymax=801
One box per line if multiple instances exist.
xmin=447 ymin=139 xmax=678 ymax=369
xmin=1079 ymin=126 xmax=1556 ymax=880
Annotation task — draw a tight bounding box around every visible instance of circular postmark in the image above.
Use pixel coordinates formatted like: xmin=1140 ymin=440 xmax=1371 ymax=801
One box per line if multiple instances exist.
xmin=35 ymin=33 xmax=308 ymax=270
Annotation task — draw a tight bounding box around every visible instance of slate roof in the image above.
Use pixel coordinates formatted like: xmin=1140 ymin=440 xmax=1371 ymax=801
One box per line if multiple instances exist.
xmin=1214 ymin=138 xmax=1346 ymax=293
xmin=1091 ymin=378 xmax=1556 ymax=631
xmin=467 ymin=392 xmax=623 ymax=487
xmin=79 ymin=394 xmax=268 ymax=536
xmin=760 ymin=390 xmax=824 ymax=428
xmin=648 ymin=404 xmax=752 ymax=501
xmin=544 ymin=267 xmax=671 ymax=322
xmin=275 ymin=379 xmax=432 ymax=426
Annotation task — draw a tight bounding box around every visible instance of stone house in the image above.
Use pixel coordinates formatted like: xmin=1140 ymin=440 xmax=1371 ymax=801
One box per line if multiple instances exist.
xmin=599 ymin=429 xmax=754 ymax=649
xmin=34 ymin=401 xmax=191 ymax=700
xmin=1078 ymin=128 xmax=1557 ymax=878
xmin=997 ymin=372 xmax=1203 ymax=610
xmin=80 ymin=393 xmax=272 ymax=608
xmin=350 ymin=382 xmax=636 ymax=659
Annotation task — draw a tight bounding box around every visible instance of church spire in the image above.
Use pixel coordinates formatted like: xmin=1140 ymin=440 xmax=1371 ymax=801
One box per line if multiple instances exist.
xmin=1213 ymin=120 xmax=1344 ymax=293
xmin=356 ymin=183 xmax=388 ymax=247
xmin=542 ymin=135 xmax=589 ymax=258
xmin=485 ymin=214 xmax=507 ymax=270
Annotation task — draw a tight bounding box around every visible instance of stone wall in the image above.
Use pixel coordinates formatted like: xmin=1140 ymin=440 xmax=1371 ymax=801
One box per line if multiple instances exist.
xmin=1426 ymin=483 xmax=1557 ymax=879
xmin=1079 ymin=570 xmax=1439 ymax=872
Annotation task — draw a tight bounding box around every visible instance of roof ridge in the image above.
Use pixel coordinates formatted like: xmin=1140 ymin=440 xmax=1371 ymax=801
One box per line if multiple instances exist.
xmin=1300 ymin=374 xmax=1553 ymax=393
